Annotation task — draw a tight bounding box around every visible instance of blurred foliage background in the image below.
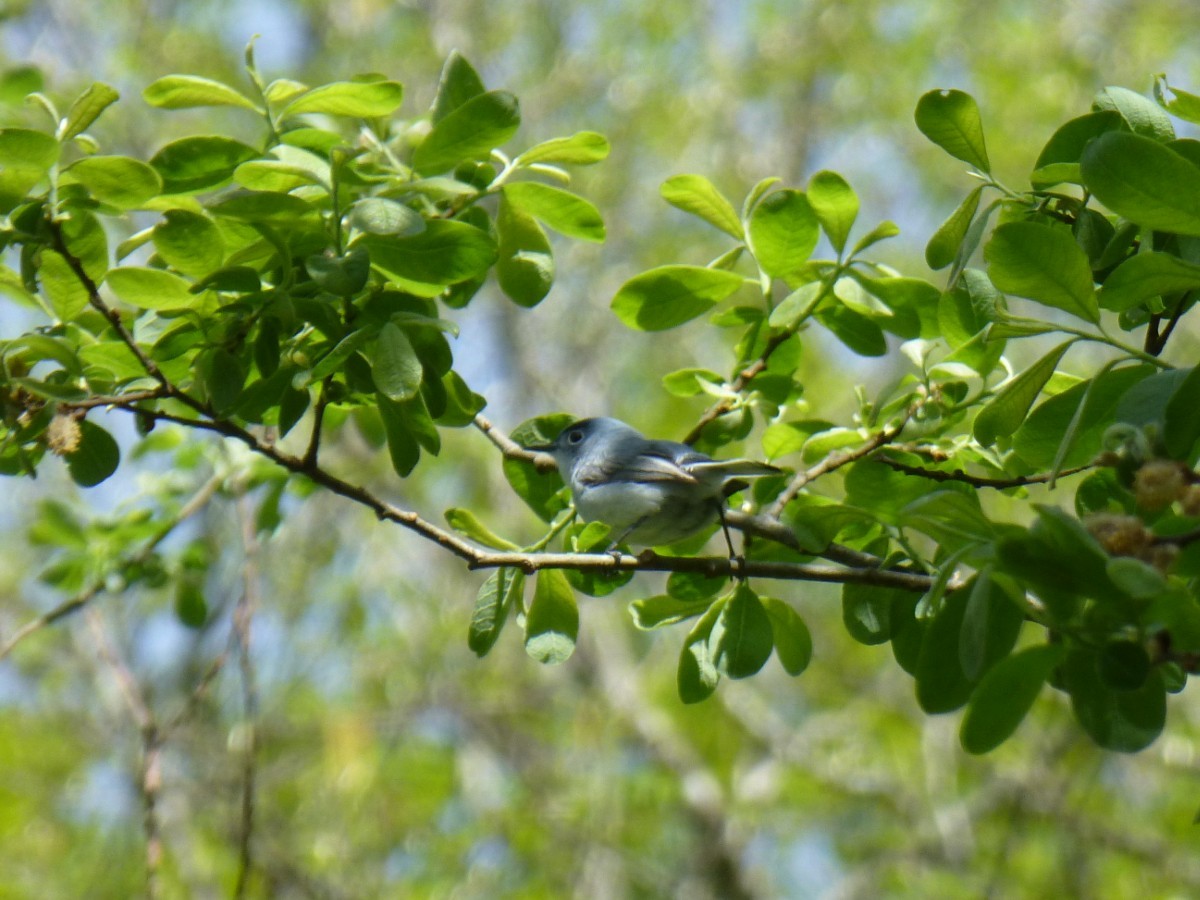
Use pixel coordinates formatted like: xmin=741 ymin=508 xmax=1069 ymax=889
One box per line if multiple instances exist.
xmin=3 ymin=0 xmax=1200 ymax=896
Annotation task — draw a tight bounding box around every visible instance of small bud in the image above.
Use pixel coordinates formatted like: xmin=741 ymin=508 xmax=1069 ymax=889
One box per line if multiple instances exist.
xmin=46 ymin=413 xmax=81 ymax=455
xmin=1134 ymin=460 xmax=1187 ymax=511
xmin=1084 ymin=513 xmax=1152 ymax=557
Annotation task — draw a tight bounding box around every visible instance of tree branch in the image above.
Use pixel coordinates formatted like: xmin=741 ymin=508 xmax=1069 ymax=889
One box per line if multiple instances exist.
xmin=877 ymin=455 xmax=1094 ymax=489
xmin=681 ymin=332 xmax=794 ymax=446
xmin=766 ymin=413 xmax=911 ymax=518
xmin=0 ymin=474 xmax=223 ymax=661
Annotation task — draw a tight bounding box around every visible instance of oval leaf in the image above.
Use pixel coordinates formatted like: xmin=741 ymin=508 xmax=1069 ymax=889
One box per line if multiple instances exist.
xmin=150 ymin=135 xmax=259 ymax=194
xmin=915 ymin=89 xmax=990 ymax=172
xmin=1099 ymin=251 xmax=1200 ymax=312
xmin=518 ymin=131 xmax=610 ymax=166
xmin=362 ymin=220 xmax=497 ymax=287
xmin=973 ymin=340 xmax=1074 ymax=446
xmin=106 ymin=266 xmax=199 ymax=310
xmin=660 ymin=174 xmax=744 ymax=240
xmin=807 ymin=170 xmax=858 ymax=254
xmin=65 ymin=420 xmax=120 ymax=487
xmin=525 ymin=569 xmax=579 ymax=665
xmin=413 ymin=90 xmax=520 ymax=175
xmin=282 ymin=80 xmax=404 ymax=117
xmin=762 ymin=596 xmax=813 ymax=676
xmin=143 ymin=74 xmax=261 ymax=111
xmin=960 ymin=644 xmax=1064 ymax=754
xmin=502 ymin=181 xmax=605 ymax=243
xmin=496 ymin=195 xmax=554 ymax=307
xmin=1081 ymin=131 xmax=1200 ymax=236
xmin=710 ymin=583 xmax=774 ymax=679
xmin=985 ymin=221 xmax=1098 ymax=323
xmin=748 ymin=189 xmax=819 ymax=280
xmin=611 ymin=265 xmax=745 ymax=332
xmin=371 ymin=322 xmax=423 ymax=401
xmin=926 ymin=185 xmax=982 ymax=270
xmin=64 ymin=155 xmax=162 ymax=208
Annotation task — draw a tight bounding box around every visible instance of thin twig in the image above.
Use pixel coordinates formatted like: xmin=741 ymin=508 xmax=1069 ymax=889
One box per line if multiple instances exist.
xmin=0 ymin=474 xmax=223 ymax=661
xmin=473 ymin=414 xmax=557 ymax=471
xmin=767 ymin=413 xmax=912 ymax=518
xmin=302 ymin=378 xmax=332 ymax=469
xmin=86 ymin=609 xmax=162 ymax=899
xmin=877 ymin=455 xmax=1094 ymax=489
xmin=681 ymin=332 xmax=794 ymax=446
xmin=232 ymin=496 xmax=261 ymax=899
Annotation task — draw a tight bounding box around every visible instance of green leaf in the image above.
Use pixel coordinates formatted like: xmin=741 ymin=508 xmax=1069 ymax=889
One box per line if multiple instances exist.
xmin=150 ymin=135 xmax=259 ymax=194
xmin=525 ymin=569 xmax=578 ymax=665
xmin=666 ymin=571 xmax=728 ymax=602
xmin=1098 ymin=251 xmax=1200 ymax=312
xmin=660 ymin=174 xmax=744 ymax=240
xmin=1093 ymin=85 xmax=1174 ymax=142
xmin=926 ymin=185 xmax=982 ymax=270
xmin=0 ymin=128 xmax=59 ymax=211
xmin=496 ymin=194 xmax=554 ymax=308
xmin=65 ymin=420 xmax=120 ymax=487
xmin=445 ymin=508 xmax=519 ymax=551
xmin=661 ymin=367 xmax=722 ymax=398
xmin=502 ymin=415 xmax=574 ymax=522
xmin=1098 ymin=640 xmax=1152 ymax=691
xmin=677 ymin=599 xmax=724 ymax=704
xmin=207 ymin=191 xmax=316 ymax=225
xmin=762 ymin=596 xmax=812 ymax=676
xmin=814 ymin=304 xmax=887 ymax=357
xmin=960 ymin=644 xmax=1064 ymax=754
xmin=914 ymin=89 xmax=990 ymax=172
xmin=306 ymin=249 xmax=370 ymax=296
xmin=1081 ymin=132 xmax=1200 ymax=236
xmin=378 ymin=394 xmax=420 ymax=477
xmin=517 ymin=131 xmax=610 ymax=166
xmin=958 ymin=571 xmax=1024 ymax=681
xmin=915 ymin=589 xmax=974 ymax=713
xmin=1014 ymin=365 xmax=1153 ymax=469
xmin=105 ymin=267 xmax=199 ymax=310
xmin=38 ymin=250 xmax=90 ymax=322
xmin=362 ymin=221 xmax=497 ymax=287
xmin=748 ymin=189 xmax=819 ymax=280
xmin=709 ymin=584 xmax=773 ymax=679
xmin=611 ymin=265 xmax=745 ymax=332
xmin=430 ymin=51 xmax=485 ymax=123
xmin=371 ymin=322 xmax=423 ymax=402
xmin=767 ymin=281 xmax=823 ymax=330
xmin=807 ymin=170 xmax=858 ymax=254
xmin=282 ymin=80 xmax=403 ymax=117
xmin=842 ymin=583 xmax=900 ymax=646
xmin=60 ymin=82 xmax=119 ymax=140
xmin=629 ymin=594 xmax=715 ymax=630
xmin=152 ymin=210 xmax=224 ymax=278
xmin=233 ymin=160 xmax=318 ymax=192
xmin=1031 ymin=110 xmax=1125 ymax=188
xmin=1164 ymin=364 xmax=1200 ymax=460
xmin=468 ymin=568 xmax=523 ymax=657
xmin=1063 ymin=647 xmax=1166 ymax=752
xmin=973 ymin=339 xmax=1073 ymax=446
xmin=413 ymin=89 xmax=520 ymax=175
xmin=1154 ymin=74 xmax=1200 ymax=126
xmin=346 ymin=198 xmax=426 ymax=236
xmin=63 ymin=155 xmax=162 ymax=209
xmin=502 ymin=181 xmax=604 ymax=243
xmin=985 ymin=222 xmax=1098 ymax=323
xmin=174 ymin=581 xmax=208 ymax=629
xmin=143 ymin=74 xmax=261 ymax=111
xmin=204 ymin=347 xmax=244 ymax=414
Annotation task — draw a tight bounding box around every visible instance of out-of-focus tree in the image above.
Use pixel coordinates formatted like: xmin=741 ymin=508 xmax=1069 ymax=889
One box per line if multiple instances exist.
xmin=2 ymin=3 xmax=1200 ymax=898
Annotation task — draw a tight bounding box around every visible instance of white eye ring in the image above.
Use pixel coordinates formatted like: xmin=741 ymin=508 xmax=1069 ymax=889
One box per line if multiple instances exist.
xmin=567 ymin=430 xmax=584 ymax=445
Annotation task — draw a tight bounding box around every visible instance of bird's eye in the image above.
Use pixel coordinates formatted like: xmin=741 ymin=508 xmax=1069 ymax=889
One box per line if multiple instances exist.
xmin=567 ymin=429 xmax=584 ymax=445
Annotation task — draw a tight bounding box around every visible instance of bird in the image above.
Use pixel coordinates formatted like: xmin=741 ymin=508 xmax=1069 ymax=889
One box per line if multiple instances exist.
xmin=527 ymin=417 xmax=781 ymax=554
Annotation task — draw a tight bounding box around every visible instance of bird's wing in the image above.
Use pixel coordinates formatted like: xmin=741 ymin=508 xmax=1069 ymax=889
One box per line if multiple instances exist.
xmin=575 ymin=443 xmax=700 ymax=486
xmin=687 ymin=458 xmax=782 ymax=479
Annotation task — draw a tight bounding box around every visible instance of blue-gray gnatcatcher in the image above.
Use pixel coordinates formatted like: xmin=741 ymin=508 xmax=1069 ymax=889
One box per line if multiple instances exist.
xmin=528 ymin=417 xmax=781 ymax=552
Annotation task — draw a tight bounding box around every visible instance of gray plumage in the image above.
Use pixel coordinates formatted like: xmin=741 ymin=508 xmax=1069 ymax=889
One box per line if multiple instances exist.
xmin=528 ymin=417 xmax=780 ymax=547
